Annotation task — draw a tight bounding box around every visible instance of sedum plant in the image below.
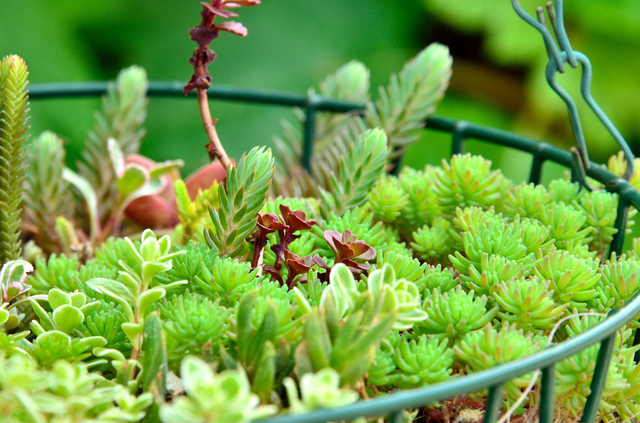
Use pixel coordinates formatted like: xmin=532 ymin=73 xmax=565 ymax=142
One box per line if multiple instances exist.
xmin=4 ymin=4 xmax=640 ymax=423
xmin=0 ymin=55 xmax=30 ymax=264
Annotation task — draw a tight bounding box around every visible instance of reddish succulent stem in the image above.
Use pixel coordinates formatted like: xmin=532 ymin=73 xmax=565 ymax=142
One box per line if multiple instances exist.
xmin=251 ymin=235 xmax=268 ymax=269
xmin=198 ymin=87 xmax=231 ymax=168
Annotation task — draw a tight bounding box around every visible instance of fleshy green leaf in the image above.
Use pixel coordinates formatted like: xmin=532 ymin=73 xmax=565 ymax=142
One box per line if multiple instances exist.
xmin=140 ymin=313 xmax=167 ymax=395
xmin=52 ymin=305 xmax=84 ymax=334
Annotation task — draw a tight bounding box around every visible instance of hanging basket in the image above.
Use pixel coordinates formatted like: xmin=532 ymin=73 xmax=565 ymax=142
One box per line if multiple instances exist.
xmin=29 ymin=80 xmax=640 ymax=423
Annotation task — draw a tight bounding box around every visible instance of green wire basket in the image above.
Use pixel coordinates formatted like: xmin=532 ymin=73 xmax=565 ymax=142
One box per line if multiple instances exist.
xmin=29 ymin=79 xmax=640 ymax=423
xmin=25 ymin=2 xmax=640 ymax=422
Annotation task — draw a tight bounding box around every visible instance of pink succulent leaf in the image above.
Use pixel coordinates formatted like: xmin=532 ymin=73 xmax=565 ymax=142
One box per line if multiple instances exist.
xmin=323 ymin=230 xmax=342 ymax=251
xmin=201 ymin=2 xmax=239 ymax=18
xmin=215 ymin=21 xmax=248 ymax=36
xmin=349 ymin=241 xmax=376 ymax=261
xmin=1 ymin=260 xmax=33 ymax=303
xmin=124 ymin=195 xmax=178 ymax=229
xmin=342 ymin=259 xmax=372 ymax=273
xmin=119 ymin=176 xmax=167 ymax=219
xmin=284 ymin=251 xmax=312 ymax=276
xmin=257 ymin=213 xmax=288 ymax=235
xmin=221 ymin=0 xmax=260 ymax=9
xmin=342 ymin=230 xmax=358 ymax=244
xmin=4 ymin=283 xmax=26 ymax=303
xmin=279 ymin=204 xmax=316 ymax=232
xmin=185 ymin=161 xmax=227 ymax=200
xmin=223 ymin=0 xmax=261 ymax=7
xmin=311 ymin=255 xmax=331 ymax=271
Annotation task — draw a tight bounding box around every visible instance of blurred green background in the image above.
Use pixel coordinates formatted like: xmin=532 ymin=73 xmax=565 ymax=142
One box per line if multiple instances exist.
xmin=4 ymin=0 xmax=640 ymax=182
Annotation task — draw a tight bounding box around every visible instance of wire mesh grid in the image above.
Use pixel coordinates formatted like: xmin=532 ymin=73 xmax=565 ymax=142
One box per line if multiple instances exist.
xmin=29 ymin=81 xmax=640 ymax=423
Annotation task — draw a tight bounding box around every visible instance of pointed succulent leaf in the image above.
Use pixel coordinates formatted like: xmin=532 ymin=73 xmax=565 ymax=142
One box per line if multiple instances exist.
xmin=141 ymin=313 xmax=167 ymax=395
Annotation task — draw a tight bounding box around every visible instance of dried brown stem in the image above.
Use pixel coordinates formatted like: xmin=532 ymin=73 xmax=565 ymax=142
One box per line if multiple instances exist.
xmin=198 ymin=87 xmax=231 ymax=168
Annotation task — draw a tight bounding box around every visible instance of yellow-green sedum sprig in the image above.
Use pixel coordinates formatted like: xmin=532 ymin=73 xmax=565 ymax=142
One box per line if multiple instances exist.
xmin=492 ymin=277 xmax=569 ymax=332
xmin=434 ymin=154 xmax=510 ymax=212
xmin=455 ymin=323 xmax=545 ymax=403
xmin=533 ymin=247 xmax=600 ymax=309
xmin=414 ymin=285 xmax=498 ymax=340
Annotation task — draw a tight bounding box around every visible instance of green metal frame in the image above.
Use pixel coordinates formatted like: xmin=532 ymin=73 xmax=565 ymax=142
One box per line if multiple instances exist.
xmin=30 ymin=81 xmax=640 ymax=423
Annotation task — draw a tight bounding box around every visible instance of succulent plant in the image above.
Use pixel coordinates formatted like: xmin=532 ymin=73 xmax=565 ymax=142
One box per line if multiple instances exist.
xmin=319 ymin=129 xmax=389 ymax=218
xmin=448 ymin=206 xmax=503 ymax=249
xmin=415 ymin=285 xmax=498 ymax=339
xmin=262 ymin=196 xmax=319 ymax=220
xmin=367 ymin=264 xmax=428 ymax=331
xmin=492 ymin=277 xmax=569 ymax=331
xmin=0 ymin=259 xmax=33 ymax=331
xmin=284 ymin=368 xmax=360 ymax=414
xmin=78 ymin=66 xmax=148 ymax=227
xmin=0 ymin=55 xmax=30 ymax=264
xmin=87 ymin=229 xmax=187 ymax=358
xmin=313 ymin=207 xmax=403 ymax=258
xmin=503 ymin=182 xmax=552 ymax=219
xmin=295 ymin=264 xmax=397 ymax=386
xmin=574 ymin=190 xmax=621 ymax=255
xmin=76 ymin=300 xmax=130 ymax=354
xmin=239 ymin=280 xmax=301 ymax=342
xmin=367 ymin=342 xmax=399 ymax=387
xmin=556 ymin=343 xmax=628 ymax=419
xmin=532 ymin=247 xmax=600 ymax=309
xmin=548 ymin=178 xmax=582 ymax=204
xmin=394 ymin=335 xmax=455 ymax=388
xmin=206 ymin=147 xmax=275 ymax=258
xmin=157 ymin=241 xmax=219 ymax=293
xmin=159 ymin=292 xmax=229 ymax=362
xmin=411 ymin=219 xmax=454 ymax=263
xmin=455 ymin=323 xmax=546 ymax=402
xmin=461 ymin=253 xmax=527 ymax=296
xmin=593 ymin=254 xmax=640 ymax=311
xmin=418 ymin=264 xmax=458 ymax=295
xmin=159 ymin=355 xmax=277 ymax=423
xmin=450 ymin=221 xmax=534 ymax=281
xmin=194 ymin=253 xmax=261 ymax=304
xmin=23 ymin=132 xmax=74 ymax=255
xmin=434 ymin=154 xmax=510 ymax=212
xmin=510 ymin=216 xmax=553 ymax=255
xmin=538 ymin=202 xmax=592 ymax=253
xmin=394 ymin=167 xmax=441 ymax=232
xmin=28 ymin=253 xmax=82 ymax=295
xmin=375 ymin=250 xmax=428 ymax=287
xmin=29 ymin=288 xmax=99 ymax=336
xmin=606 ymin=151 xmax=640 ymax=191
xmin=367 ymin=175 xmax=410 ymax=223
xmin=4 ymin=12 xmax=640 ymax=423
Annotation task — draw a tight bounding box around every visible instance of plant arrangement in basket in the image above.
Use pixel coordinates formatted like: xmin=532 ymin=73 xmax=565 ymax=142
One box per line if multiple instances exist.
xmin=3 ymin=1 xmax=640 ymax=423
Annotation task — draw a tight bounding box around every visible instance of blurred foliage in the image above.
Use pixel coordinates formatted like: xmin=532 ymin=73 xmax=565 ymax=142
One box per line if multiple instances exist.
xmin=423 ymin=0 xmax=640 ymax=162
xmin=1 ymin=0 xmax=429 ymax=176
xmin=3 ymin=0 xmax=638 ymax=182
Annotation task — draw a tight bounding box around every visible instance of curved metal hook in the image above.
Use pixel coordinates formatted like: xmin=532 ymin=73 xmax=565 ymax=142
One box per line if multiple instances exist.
xmin=512 ymin=0 xmax=565 ymax=72
xmin=570 ymin=147 xmax=600 ymax=192
xmin=546 ymin=52 xmax=635 ymax=180
xmin=513 ymin=0 xmax=635 ymax=183
xmin=553 ymin=0 xmax=578 ymax=68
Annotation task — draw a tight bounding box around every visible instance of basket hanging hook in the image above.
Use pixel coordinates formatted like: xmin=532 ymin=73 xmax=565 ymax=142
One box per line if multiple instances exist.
xmin=512 ymin=0 xmax=635 ymax=184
